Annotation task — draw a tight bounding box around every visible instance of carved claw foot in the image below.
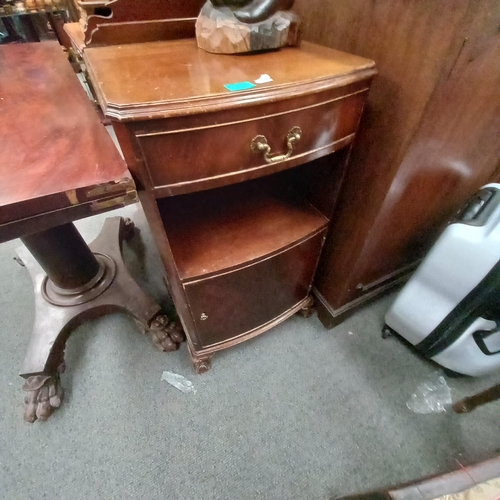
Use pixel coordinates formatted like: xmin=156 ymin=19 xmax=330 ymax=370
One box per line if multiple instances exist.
xmin=122 ymin=217 xmax=136 ymax=241
xmin=147 ymin=314 xmax=185 ymax=352
xmin=22 ymin=371 xmax=64 ymax=423
xmin=298 ymin=296 xmax=315 ymax=318
xmin=192 ymin=355 xmax=212 ymax=374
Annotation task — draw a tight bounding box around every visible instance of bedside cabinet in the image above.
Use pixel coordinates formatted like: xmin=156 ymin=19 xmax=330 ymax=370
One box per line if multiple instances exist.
xmin=84 ymin=39 xmax=376 ymax=372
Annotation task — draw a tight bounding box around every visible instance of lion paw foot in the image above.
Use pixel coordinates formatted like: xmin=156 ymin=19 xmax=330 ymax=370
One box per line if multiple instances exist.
xmin=148 ymin=314 xmax=185 ymax=352
xmin=22 ymin=372 xmax=64 ymax=423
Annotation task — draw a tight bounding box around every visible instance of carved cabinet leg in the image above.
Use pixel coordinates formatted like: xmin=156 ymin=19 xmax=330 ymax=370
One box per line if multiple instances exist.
xmin=191 ymin=353 xmax=213 ymax=374
xmin=298 ymin=296 xmax=315 ymax=318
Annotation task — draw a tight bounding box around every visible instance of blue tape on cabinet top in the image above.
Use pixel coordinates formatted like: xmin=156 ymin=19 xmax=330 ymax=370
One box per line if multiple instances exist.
xmin=224 ymin=81 xmax=256 ymax=92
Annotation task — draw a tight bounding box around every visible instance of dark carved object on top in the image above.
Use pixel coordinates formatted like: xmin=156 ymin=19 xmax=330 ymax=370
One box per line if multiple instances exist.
xmin=210 ymin=0 xmax=249 ymax=6
xmin=210 ymin=0 xmax=294 ymax=24
xmin=197 ymin=0 xmax=300 ymax=54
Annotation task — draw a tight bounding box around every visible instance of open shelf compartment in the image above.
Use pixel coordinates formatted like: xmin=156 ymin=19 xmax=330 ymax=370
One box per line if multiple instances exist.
xmin=157 ymin=178 xmax=329 ymax=282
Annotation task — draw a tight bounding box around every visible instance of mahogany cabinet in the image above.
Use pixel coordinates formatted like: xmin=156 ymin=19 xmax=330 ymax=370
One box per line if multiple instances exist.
xmin=294 ymin=0 xmax=500 ymax=326
xmin=84 ymin=39 xmax=375 ymax=371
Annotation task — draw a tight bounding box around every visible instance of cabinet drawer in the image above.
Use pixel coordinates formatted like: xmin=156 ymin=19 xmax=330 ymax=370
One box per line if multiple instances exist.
xmin=137 ymin=90 xmax=367 ymax=195
xmin=183 ymin=231 xmax=325 ymax=348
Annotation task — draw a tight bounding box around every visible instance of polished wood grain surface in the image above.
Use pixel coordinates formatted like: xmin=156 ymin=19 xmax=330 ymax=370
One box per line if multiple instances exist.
xmin=86 ymin=38 xmax=375 ymax=368
xmin=353 ymin=0 xmax=500 ymax=286
xmin=64 ymin=21 xmax=85 ymax=54
xmin=65 ymin=19 xmax=197 ymax=55
xmin=295 ymin=0 xmax=500 ymax=320
xmin=82 ymin=0 xmax=205 ymax=44
xmin=120 ymin=80 xmax=369 ymax=196
xmin=84 ymin=39 xmax=376 ymax=120
xmin=138 ymin=87 xmax=366 ymax=195
xmin=184 ymin=231 xmax=325 ymax=349
xmin=86 ymin=18 xmax=197 ymax=47
xmin=80 ymin=0 xmax=203 ymax=21
xmin=159 ymin=179 xmax=328 ymax=281
xmin=0 ymin=42 xmax=134 ymax=241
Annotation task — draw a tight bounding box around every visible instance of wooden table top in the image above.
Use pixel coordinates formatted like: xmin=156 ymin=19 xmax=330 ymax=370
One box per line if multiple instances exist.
xmin=84 ymin=39 xmax=376 ymax=121
xmin=0 ymin=42 xmax=136 ymax=242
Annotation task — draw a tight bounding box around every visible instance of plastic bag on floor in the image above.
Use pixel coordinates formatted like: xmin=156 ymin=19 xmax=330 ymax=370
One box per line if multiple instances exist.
xmin=161 ymin=371 xmax=197 ymax=394
xmin=407 ymin=373 xmax=452 ymax=413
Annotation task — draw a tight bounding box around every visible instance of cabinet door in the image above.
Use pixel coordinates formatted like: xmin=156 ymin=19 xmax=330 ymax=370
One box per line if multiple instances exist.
xmin=184 ymin=231 xmax=325 ymax=348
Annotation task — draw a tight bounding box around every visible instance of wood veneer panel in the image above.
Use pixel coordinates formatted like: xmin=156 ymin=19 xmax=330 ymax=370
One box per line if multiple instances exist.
xmin=138 ymin=89 xmax=365 ymax=193
xmin=158 ymin=180 xmax=329 ymax=281
xmin=296 ymin=0 xmax=500 ymax=311
xmin=0 ymin=42 xmax=132 ymax=237
xmin=184 ymin=231 xmax=326 ymax=348
xmin=84 ymin=39 xmax=376 ymax=121
xmin=353 ymin=0 xmax=500 ymax=287
xmin=82 ymin=0 xmax=205 ymax=44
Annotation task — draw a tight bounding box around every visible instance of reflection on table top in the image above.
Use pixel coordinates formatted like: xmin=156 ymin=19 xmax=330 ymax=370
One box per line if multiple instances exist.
xmin=0 ymin=41 xmax=135 ymax=241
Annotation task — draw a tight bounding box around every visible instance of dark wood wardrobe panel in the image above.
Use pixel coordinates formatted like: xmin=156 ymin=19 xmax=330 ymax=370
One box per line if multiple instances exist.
xmin=294 ymin=0 xmax=500 ymax=320
xmin=356 ymin=3 xmax=500 ymax=285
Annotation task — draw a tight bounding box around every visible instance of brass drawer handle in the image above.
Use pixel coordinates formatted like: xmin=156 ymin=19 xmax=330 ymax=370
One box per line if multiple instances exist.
xmin=250 ymin=126 xmax=302 ymax=164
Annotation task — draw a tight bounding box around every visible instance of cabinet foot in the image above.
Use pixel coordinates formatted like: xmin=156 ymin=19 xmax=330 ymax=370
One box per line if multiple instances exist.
xmin=191 ymin=354 xmax=212 ymax=374
xmin=298 ymin=296 xmax=315 ymax=318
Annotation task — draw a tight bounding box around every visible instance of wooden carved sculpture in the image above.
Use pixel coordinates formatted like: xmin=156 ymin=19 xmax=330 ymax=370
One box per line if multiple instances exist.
xmin=196 ymin=0 xmax=300 ymax=54
xmin=211 ymin=0 xmax=294 ymax=23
